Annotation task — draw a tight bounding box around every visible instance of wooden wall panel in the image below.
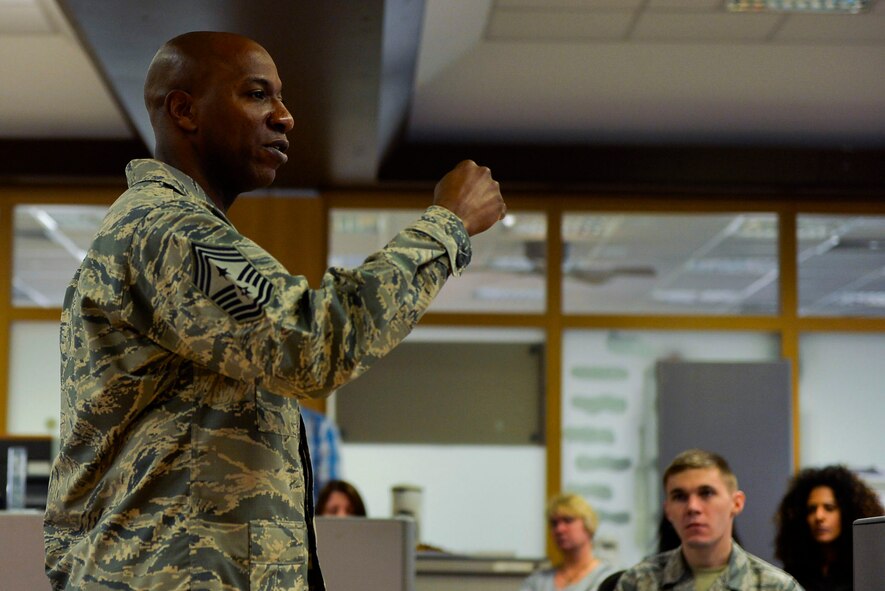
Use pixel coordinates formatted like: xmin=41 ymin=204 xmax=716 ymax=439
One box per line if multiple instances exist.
xmin=228 ymin=196 xmax=327 ymax=287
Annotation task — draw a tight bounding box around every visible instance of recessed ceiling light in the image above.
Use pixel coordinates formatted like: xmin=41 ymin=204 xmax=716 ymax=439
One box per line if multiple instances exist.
xmin=726 ymin=0 xmax=870 ymax=13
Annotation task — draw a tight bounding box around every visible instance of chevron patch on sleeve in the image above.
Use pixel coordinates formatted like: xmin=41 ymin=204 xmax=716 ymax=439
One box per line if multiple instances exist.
xmin=191 ymin=242 xmax=274 ymax=321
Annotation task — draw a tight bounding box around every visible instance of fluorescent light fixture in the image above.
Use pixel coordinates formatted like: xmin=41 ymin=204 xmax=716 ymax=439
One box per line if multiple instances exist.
xmin=686 ymin=258 xmax=776 ymax=276
xmin=652 ymin=288 xmax=743 ymax=305
xmin=474 ymin=286 xmax=544 ymax=301
xmin=726 ymin=0 xmax=870 ymax=13
xmin=835 ymin=292 xmax=885 ymax=308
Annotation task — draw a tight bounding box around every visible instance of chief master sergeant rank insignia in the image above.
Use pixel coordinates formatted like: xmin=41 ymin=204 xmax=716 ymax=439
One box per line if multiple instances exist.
xmin=191 ymin=242 xmax=274 ymax=322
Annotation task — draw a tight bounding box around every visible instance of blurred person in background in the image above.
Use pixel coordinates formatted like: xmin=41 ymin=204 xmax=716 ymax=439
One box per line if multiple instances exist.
xmin=316 ymin=480 xmax=367 ymax=517
xmin=775 ymin=465 xmax=884 ymax=591
xmin=520 ymin=492 xmax=615 ymax=591
xmin=301 ymin=406 xmax=342 ymax=501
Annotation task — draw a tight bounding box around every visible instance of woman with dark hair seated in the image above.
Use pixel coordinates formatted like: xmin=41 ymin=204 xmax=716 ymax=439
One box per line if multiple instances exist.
xmin=316 ymin=479 xmax=367 ymax=517
xmin=775 ymin=465 xmax=884 ymax=591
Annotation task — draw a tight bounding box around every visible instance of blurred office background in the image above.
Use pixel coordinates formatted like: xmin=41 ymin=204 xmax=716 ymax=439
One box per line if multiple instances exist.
xmin=2 ymin=0 xmax=884 ymax=569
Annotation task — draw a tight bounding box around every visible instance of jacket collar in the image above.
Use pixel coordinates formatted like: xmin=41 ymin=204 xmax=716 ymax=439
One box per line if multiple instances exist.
xmin=662 ymin=542 xmax=747 ymax=590
xmin=125 ymin=158 xmax=231 ymax=224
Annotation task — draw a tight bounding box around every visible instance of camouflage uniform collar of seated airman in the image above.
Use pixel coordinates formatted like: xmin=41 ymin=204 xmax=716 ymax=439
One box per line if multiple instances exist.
xmin=659 ymin=542 xmax=783 ymax=590
xmin=659 ymin=543 xmax=730 ymax=588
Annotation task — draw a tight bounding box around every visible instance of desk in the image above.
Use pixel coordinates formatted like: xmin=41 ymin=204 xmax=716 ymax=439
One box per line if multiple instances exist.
xmin=416 ymin=554 xmax=545 ymax=591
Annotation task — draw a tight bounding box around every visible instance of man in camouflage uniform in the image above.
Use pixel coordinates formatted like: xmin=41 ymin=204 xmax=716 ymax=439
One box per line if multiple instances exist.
xmin=44 ymin=31 xmax=506 ymax=590
xmin=615 ymin=449 xmax=803 ymax=591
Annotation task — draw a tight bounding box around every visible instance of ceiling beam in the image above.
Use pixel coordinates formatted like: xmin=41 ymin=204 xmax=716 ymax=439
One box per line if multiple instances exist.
xmin=58 ymin=0 xmax=426 ymax=189
xmin=0 ymin=139 xmax=148 ymax=182
xmin=380 ymin=142 xmax=885 ymax=197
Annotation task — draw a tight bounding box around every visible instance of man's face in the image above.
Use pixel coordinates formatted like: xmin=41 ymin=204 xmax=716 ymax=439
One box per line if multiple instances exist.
xmin=194 ymin=42 xmax=294 ymax=203
xmin=664 ymin=467 xmax=744 ymax=551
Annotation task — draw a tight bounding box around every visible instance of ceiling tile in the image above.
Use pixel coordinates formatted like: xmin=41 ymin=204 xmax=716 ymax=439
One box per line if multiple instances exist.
xmin=0 ymin=0 xmax=54 ymax=34
xmin=488 ymin=8 xmax=635 ymax=40
xmin=416 ymin=0 xmax=490 ymax=87
xmin=0 ymin=36 xmax=131 ymax=137
xmin=632 ymin=12 xmax=782 ymax=41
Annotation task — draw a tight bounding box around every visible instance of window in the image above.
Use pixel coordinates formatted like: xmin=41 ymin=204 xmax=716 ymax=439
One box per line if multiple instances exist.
xmin=798 ymin=215 xmax=885 ymax=317
xmin=330 ymin=208 xmax=547 ymax=312
xmin=562 ymin=213 xmax=779 ymax=315
xmin=13 ymin=204 xmax=107 ymax=307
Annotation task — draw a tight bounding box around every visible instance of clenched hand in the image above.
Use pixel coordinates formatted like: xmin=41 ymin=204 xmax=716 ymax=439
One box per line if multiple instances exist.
xmin=433 ymin=160 xmax=506 ymax=237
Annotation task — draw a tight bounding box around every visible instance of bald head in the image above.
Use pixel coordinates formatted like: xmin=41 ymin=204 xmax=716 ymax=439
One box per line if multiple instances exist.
xmin=141 ymin=31 xmax=293 ymax=209
xmin=144 ymin=31 xmax=266 ymax=128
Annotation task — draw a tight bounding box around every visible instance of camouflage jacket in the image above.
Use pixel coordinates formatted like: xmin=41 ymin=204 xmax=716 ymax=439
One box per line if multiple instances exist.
xmin=615 ymin=543 xmax=803 ymax=591
xmin=44 ymin=159 xmax=471 ymax=590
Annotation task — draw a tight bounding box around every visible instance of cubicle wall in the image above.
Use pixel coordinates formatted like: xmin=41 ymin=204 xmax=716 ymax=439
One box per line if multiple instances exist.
xmin=5 ymin=514 xmax=418 ymax=591
xmin=315 ymin=516 xmax=545 ymax=591
xmin=0 ymin=511 xmax=49 ymax=590
xmin=853 ymin=516 xmax=885 ymax=591
xmin=315 ymin=517 xmax=416 ymax=591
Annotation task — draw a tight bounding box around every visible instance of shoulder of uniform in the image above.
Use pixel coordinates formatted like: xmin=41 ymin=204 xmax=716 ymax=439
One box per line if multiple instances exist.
xmin=623 ymin=550 xmax=670 ymax=575
xmin=734 ymin=547 xmax=801 ymax=588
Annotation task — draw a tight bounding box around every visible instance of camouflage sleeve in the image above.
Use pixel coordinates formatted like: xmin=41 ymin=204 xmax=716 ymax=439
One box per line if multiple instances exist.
xmin=126 ymin=201 xmax=470 ymax=398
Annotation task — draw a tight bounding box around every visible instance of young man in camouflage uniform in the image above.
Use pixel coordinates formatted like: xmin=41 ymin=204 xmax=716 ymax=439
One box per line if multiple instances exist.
xmin=615 ymin=449 xmax=803 ymax=591
xmin=43 ymin=31 xmax=506 ymax=591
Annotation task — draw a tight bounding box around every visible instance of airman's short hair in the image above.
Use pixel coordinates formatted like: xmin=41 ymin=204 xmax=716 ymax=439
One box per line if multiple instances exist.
xmin=663 ymin=449 xmax=738 ymax=492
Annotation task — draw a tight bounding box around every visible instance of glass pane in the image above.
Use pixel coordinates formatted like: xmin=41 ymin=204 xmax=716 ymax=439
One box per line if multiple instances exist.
xmin=335 ymin=326 xmax=547 ymax=557
xmin=798 ymin=215 xmax=885 ymax=317
xmin=336 ymin=327 xmax=545 ymax=445
xmin=330 ymin=209 xmax=547 ymax=313
xmin=562 ymin=213 xmax=779 ymax=315
xmin=13 ymin=204 xmax=107 ymax=307
xmin=8 ymin=321 xmax=62 ymax=437
xmin=799 ymin=333 xmax=885 ymax=475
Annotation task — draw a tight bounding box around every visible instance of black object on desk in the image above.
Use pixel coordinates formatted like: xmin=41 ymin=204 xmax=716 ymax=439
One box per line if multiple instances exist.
xmin=0 ymin=436 xmax=52 ymax=510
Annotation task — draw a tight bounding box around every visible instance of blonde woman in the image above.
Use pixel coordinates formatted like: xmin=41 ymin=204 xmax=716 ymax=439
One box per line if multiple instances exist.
xmin=520 ymin=493 xmax=615 ymax=591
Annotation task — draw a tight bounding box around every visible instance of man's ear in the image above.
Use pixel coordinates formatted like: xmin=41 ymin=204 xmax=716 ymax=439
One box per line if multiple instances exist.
xmin=731 ymin=490 xmax=746 ymax=518
xmin=165 ymin=90 xmax=198 ymax=132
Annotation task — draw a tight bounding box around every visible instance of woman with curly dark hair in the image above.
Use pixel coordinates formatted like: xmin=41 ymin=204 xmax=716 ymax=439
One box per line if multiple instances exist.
xmin=775 ymin=465 xmax=884 ymax=591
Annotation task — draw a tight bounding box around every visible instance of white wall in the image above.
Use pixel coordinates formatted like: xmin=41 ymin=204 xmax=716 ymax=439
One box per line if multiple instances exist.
xmin=339 ymin=443 xmax=547 ymax=558
xmin=799 ymin=333 xmax=885 ymax=470
xmin=8 ymin=321 xmax=61 ymax=437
